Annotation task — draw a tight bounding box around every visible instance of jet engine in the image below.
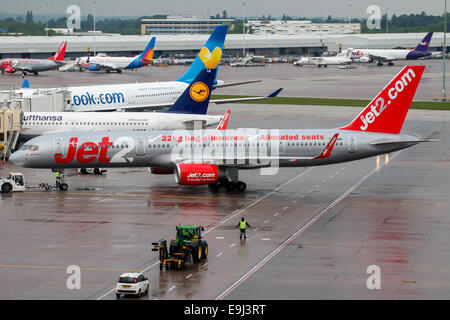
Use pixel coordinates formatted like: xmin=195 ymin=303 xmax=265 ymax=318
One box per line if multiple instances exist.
xmin=174 ymin=163 xmax=219 ymax=186
xmin=359 ymin=56 xmax=372 ymax=63
xmin=88 ymin=64 xmax=100 ymax=71
xmin=4 ymin=66 xmax=15 ymax=73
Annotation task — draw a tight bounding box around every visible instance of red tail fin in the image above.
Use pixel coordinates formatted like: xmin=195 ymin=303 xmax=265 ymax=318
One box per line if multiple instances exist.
xmin=48 ymin=41 xmax=67 ymax=61
xmin=217 ymin=110 xmax=231 ymax=130
xmin=340 ymin=65 xmax=425 ymax=134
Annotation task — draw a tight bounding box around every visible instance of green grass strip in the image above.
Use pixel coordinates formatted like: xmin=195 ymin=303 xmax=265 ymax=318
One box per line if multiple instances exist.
xmin=211 ymin=95 xmax=450 ymax=110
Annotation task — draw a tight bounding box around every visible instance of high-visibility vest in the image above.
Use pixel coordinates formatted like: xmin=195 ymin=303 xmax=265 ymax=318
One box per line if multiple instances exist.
xmin=240 ymin=220 xmax=247 ymax=229
xmin=56 ymin=172 xmax=60 ymax=178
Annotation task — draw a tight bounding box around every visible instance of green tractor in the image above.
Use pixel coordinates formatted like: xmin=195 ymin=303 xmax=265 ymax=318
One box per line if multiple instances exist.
xmin=152 ymin=225 xmax=208 ymax=270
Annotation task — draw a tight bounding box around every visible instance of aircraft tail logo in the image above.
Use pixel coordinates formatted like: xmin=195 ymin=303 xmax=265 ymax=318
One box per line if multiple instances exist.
xmin=415 ymin=32 xmax=433 ymax=52
xmin=340 ymin=65 xmax=425 ymax=134
xmin=48 ymin=41 xmax=67 ymax=61
xmin=167 ymin=68 xmax=216 ymax=114
xmin=176 ymin=25 xmax=227 ymax=83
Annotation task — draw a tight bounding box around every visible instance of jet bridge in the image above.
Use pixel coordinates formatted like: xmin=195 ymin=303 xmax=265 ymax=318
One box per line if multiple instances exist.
xmin=0 ymin=106 xmax=22 ymax=163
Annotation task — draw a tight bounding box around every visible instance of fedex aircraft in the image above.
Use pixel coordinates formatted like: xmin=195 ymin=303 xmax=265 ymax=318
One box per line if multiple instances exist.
xmin=18 ymin=69 xmax=239 ymax=143
xmin=351 ymin=32 xmax=433 ymax=66
xmin=17 ymin=26 xmax=262 ymax=112
xmin=75 ymin=37 xmax=156 ymax=73
xmin=10 ymin=66 xmax=436 ymax=192
xmin=0 ymin=41 xmax=67 ymax=76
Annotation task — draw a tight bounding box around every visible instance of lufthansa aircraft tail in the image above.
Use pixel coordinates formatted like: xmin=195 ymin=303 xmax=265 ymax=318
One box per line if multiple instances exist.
xmin=167 ymin=68 xmax=217 ymax=114
xmin=176 ymin=25 xmax=227 ymax=84
xmin=340 ymin=65 xmax=425 ymax=134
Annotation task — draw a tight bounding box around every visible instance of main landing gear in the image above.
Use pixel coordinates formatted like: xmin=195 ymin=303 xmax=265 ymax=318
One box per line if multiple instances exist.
xmin=208 ymin=167 xmax=247 ymax=192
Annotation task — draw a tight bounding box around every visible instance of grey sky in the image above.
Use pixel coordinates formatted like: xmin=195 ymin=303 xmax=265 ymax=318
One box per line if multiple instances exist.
xmin=0 ymin=0 xmax=444 ymax=19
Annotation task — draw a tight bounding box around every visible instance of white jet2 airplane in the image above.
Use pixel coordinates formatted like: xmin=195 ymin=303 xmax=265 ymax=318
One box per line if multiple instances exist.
xmin=10 ymin=66 xmax=435 ymax=192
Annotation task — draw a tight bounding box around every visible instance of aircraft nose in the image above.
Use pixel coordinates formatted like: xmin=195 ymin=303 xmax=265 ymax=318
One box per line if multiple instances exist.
xmin=8 ymin=151 xmax=25 ymax=167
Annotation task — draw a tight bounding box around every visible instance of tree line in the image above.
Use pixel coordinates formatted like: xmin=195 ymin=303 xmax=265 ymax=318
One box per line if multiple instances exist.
xmin=0 ymin=11 xmax=448 ymax=36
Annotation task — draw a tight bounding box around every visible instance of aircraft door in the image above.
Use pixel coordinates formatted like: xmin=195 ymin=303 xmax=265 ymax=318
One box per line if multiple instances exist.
xmin=136 ymin=136 xmax=145 ymax=156
xmin=348 ymin=135 xmax=357 ymax=153
xmin=53 ymin=137 xmax=63 ymax=156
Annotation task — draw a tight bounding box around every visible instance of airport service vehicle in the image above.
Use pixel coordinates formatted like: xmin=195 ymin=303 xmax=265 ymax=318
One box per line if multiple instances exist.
xmin=351 ymin=32 xmax=433 ymax=66
xmin=75 ymin=37 xmax=156 ymax=73
xmin=0 ymin=172 xmax=26 ymax=193
xmin=152 ymin=225 xmax=208 ymax=270
xmin=0 ymin=41 xmax=67 ymax=76
xmin=115 ymin=273 xmax=149 ymax=297
xmin=10 ymin=66 xmax=436 ymax=192
xmin=293 ymin=50 xmax=352 ymax=67
xmin=17 ymin=26 xmax=260 ymax=112
xmin=0 ymin=171 xmax=68 ymax=192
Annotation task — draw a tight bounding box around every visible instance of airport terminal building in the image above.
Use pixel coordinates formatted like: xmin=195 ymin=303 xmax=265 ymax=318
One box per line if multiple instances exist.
xmin=0 ymin=32 xmax=445 ymax=59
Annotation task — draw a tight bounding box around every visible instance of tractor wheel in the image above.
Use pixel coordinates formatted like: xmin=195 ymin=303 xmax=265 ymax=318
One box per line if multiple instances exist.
xmin=201 ymin=242 xmax=208 ymax=259
xmin=192 ymin=245 xmax=202 ymax=263
xmin=1 ymin=183 xmax=12 ymax=193
xmin=169 ymin=240 xmax=177 ymax=256
xmin=59 ymin=183 xmax=68 ymax=191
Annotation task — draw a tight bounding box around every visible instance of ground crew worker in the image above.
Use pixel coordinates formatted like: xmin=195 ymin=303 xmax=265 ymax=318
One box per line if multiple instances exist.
xmin=236 ymin=217 xmax=251 ymax=239
xmin=55 ymin=172 xmax=61 ymax=185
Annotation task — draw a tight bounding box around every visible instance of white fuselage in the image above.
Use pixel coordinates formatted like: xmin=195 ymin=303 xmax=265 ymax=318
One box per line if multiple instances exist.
xmin=76 ymin=56 xmax=136 ymax=70
xmin=19 ymin=81 xmax=190 ymax=111
xmin=352 ymin=49 xmax=411 ymax=61
xmin=20 ymin=111 xmax=223 ymax=142
xmin=294 ymin=55 xmax=351 ymax=66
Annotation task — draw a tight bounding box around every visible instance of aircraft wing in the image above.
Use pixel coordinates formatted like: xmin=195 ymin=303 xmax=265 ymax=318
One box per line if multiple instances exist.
xmin=173 ymin=133 xmax=339 ymax=166
xmin=367 ymin=54 xmax=390 ymax=62
xmin=213 ymin=79 xmax=262 ymax=89
xmin=210 ymin=88 xmax=283 ymax=104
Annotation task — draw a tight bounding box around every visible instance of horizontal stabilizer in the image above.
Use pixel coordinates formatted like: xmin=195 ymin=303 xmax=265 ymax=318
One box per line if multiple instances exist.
xmin=370 ymin=138 xmax=440 ymax=146
xmin=211 ymin=88 xmax=282 ymax=104
xmin=213 ymin=79 xmax=261 ymax=89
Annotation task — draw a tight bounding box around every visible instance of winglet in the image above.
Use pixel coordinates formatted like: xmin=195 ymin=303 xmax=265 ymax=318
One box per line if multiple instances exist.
xmin=312 ymin=133 xmax=339 ymax=159
xmin=21 ymin=80 xmax=30 ymax=89
xmin=217 ymin=110 xmax=231 ymax=130
xmin=267 ymin=88 xmax=283 ymax=98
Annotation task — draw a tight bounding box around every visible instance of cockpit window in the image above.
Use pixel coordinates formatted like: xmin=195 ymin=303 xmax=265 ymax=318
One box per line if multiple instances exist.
xmin=30 ymin=145 xmax=39 ymax=151
xmin=20 ymin=145 xmax=28 ymax=150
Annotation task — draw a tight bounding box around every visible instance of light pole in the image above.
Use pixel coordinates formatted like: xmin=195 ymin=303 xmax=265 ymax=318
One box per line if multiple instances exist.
xmin=243 ymin=2 xmax=246 ymax=57
xmin=348 ymin=3 xmax=351 ymax=25
xmin=93 ymin=0 xmax=96 ymax=56
xmin=443 ymin=1 xmax=447 ymax=99
xmin=44 ymin=2 xmax=48 ymax=36
xmin=386 ymin=8 xmax=389 ymax=33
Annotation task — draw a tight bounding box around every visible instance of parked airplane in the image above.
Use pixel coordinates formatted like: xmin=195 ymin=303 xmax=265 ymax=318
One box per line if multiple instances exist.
xmin=0 ymin=41 xmax=67 ymax=76
xmin=351 ymin=32 xmax=433 ymax=66
xmin=17 ymin=26 xmax=262 ymax=111
xmin=293 ymin=49 xmax=352 ymax=67
xmin=75 ymin=37 xmax=156 ymax=73
xmin=11 ymin=66 xmax=436 ymax=192
xmin=18 ymin=69 xmax=235 ymax=143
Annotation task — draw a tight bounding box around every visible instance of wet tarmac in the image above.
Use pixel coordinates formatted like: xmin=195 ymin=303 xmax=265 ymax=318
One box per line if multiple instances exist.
xmin=0 ymin=59 xmax=449 ymax=101
xmin=0 ymin=102 xmax=448 ymax=300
